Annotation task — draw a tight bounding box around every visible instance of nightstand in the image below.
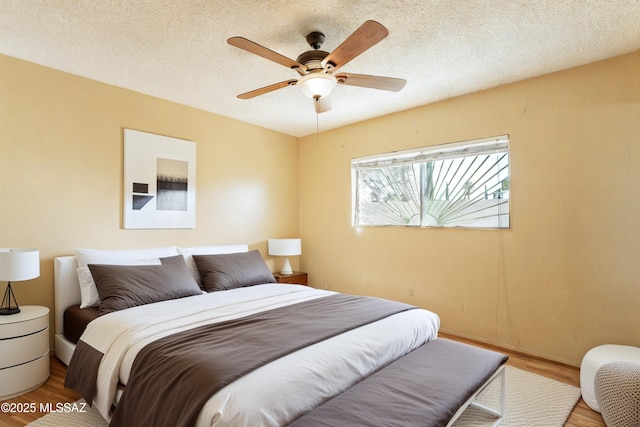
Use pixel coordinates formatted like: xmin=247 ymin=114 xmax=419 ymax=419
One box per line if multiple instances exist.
xmin=273 ymin=271 xmax=308 ymax=286
xmin=0 ymin=305 xmax=50 ymax=399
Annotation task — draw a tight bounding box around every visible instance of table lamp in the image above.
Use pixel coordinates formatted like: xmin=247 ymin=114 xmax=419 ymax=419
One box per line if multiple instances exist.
xmin=268 ymin=239 xmax=301 ymax=275
xmin=0 ymin=248 xmax=40 ymax=315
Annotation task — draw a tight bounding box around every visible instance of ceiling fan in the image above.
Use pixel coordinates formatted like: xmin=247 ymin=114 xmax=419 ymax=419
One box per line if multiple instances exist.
xmin=227 ymin=20 xmax=406 ymax=113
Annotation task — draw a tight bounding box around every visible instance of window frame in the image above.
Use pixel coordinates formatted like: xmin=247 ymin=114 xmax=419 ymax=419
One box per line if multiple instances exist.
xmin=351 ymin=135 xmax=510 ymax=229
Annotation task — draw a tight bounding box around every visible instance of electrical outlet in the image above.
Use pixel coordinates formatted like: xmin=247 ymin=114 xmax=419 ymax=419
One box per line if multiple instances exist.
xmin=408 ymin=288 xmax=414 ymax=296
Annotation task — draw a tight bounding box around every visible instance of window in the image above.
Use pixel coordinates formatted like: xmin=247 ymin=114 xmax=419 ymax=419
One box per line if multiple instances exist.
xmin=352 ymin=135 xmax=510 ymax=229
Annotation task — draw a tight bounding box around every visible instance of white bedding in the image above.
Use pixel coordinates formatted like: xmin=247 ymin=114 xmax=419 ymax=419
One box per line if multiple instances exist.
xmin=79 ymin=283 xmax=440 ymax=427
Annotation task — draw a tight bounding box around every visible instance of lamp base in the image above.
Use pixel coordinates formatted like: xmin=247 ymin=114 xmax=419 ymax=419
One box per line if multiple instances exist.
xmin=280 ymin=257 xmax=293 ymax=275
xmin=0 ymin=307 xmax=20 ymax=315
xmin=0 ymin=283 xmax=20 ymax=316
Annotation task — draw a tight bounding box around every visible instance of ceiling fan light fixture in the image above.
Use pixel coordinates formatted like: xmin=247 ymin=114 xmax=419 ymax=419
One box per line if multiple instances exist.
xmin=298 ymin=73 xmax=337 ymax=99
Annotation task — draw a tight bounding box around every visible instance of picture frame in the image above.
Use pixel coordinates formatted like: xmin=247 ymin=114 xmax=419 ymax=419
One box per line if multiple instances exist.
xmin=123 ymin=129 xmax=196 ymax=229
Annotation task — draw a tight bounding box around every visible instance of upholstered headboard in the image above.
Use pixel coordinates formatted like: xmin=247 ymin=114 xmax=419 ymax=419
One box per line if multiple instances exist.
xmin=53 ymin=256 xmax=81 ymax=336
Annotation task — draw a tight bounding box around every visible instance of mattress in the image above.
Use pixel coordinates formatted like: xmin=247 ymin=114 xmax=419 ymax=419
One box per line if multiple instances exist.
xmin=63 ymin=304 xmax=99 ymax=344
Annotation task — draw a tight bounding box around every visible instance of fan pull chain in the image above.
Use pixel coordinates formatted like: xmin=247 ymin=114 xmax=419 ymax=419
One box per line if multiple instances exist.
xmin=314 ymin=96 xmax=320 ymax=139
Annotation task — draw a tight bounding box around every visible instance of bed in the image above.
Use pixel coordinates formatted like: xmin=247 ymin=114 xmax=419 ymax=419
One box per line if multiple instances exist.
xmin=54 ymin=244 xmax=447 ymax=427
xmin=54 ymin=245 xmax=439 ymax=426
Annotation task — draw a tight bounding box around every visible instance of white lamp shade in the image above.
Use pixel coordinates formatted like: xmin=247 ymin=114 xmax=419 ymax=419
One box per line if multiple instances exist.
xmin=268 ymin=239 xmax=302 ymax=256
xmin=0 ymin=248 xmax=40 ymax=281
xmin=297 ymin=73 xmax=337 ymax=99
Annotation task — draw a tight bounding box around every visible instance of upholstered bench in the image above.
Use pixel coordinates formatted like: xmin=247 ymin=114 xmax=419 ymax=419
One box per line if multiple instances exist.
xmin=288 ymin=338 xmax=508 ymax=427
xmin=580 ymin=344 xmax=640 ymax=412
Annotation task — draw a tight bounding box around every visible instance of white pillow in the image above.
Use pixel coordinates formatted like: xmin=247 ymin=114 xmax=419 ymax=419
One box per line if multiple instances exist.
xmin=76 ymin=266 xmax=97 ymax=308
xmin=177 ymin=245 xmax=248 ymax=287
xmin=74 ymin=247 xmax=179 ymax=308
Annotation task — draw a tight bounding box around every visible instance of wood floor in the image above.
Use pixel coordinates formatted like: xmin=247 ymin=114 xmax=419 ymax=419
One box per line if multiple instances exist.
xmin=0 ymin=355 xmax=80 ymax=427
xmin=0 ymin=335 xmax=605 ymax=427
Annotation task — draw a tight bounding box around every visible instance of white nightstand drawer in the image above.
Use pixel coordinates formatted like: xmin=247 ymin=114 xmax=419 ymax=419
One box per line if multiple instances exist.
xmin=0 ymin=306 xmax=49 ymax=339
xmin=0 ymin=352 xmax=50 ymax=400
xmin=0 ymin=327 xmax=49 ymax=369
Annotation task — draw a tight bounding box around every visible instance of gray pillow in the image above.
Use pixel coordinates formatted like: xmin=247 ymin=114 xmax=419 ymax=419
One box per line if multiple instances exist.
xmin=89 ymin=255 xmax=202 ymax=316
xmin=193 ymin=250 xmax=276 ymax=292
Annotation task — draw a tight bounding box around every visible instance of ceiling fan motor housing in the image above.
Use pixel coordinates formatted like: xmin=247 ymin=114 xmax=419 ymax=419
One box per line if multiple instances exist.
xmin=296 ymin=50 xmax=329 ymax=72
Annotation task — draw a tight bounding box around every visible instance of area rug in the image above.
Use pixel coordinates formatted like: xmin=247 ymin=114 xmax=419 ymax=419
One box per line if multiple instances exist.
xmin=27 ymin=366 xmax=580 ymax=427
xmin=452 ymin=366 xmax=582 ymax=426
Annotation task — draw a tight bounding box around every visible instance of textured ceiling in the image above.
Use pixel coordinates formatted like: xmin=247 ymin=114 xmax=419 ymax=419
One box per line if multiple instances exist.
xmin=1 ymin=1 xmax=639 ymax=137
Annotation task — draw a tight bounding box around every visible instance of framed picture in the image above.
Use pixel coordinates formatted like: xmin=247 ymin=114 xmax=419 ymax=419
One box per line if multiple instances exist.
xmin=123 ymin=129 xmax=196 ymax=229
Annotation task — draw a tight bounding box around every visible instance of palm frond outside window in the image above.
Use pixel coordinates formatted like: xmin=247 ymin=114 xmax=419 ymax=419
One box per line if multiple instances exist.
xmin=353 ymin=135 xmax=510 ymax=229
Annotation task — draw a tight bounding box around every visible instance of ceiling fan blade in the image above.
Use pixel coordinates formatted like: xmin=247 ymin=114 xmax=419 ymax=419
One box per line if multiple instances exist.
xmin=237 ymin=80 xmax=298 ymax=99
xmin=322 ymin=20 xmax=389 ymax=71
xmin=335 ymin=73 xmax=406 ymax=91
xmin=313 ymin=96 xmax=332 ymax=113
xmin=228 ymin=37 xmax=306 ymax=74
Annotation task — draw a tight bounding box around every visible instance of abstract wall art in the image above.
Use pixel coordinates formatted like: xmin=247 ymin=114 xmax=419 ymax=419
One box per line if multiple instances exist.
xmin=123 ymin=129 xmax=196 ymax=229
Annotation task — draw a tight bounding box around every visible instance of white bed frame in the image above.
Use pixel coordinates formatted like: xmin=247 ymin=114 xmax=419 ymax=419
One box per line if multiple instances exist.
xmin=53 ymin=245 xmax=249 ymax=366
xmin=53 ymin=255 xmax=82 ymax=366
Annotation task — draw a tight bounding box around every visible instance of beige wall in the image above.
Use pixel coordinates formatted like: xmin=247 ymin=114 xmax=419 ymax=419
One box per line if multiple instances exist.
xmin=299 ymin=51 xmax=640 ymax=366
xmin=0 ymin=54 xmax=299 ymax=346
xmin=3 ymin=50 xmax=638 ymax=366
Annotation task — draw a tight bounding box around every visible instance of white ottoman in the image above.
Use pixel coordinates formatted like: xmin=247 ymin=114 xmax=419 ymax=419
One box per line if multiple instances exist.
xmin=580 ymin=345 xmax=640 ymax=412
